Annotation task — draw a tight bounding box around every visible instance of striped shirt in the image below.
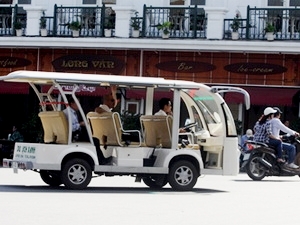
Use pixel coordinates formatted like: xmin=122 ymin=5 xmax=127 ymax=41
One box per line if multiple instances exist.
xmin=253 ymin=120 xmax=272 ymax=143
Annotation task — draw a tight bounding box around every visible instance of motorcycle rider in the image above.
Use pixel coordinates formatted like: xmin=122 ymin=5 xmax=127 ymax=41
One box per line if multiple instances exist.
xmin=253 ymin=107 xmax=283 ymax=163
xmin=270 ymin=107 xmax=299 ymax=169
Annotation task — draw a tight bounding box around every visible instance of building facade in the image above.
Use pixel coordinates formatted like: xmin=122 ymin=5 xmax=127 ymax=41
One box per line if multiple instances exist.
xmin=0 ymin=0 xmax=300 ymax=137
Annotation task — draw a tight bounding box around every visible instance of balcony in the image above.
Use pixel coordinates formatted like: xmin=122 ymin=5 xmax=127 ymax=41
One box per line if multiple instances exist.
xmin=0 ymin=4 xmax=299 ymax=42
xmin=224 ymin=6 xmax=300 ymax=40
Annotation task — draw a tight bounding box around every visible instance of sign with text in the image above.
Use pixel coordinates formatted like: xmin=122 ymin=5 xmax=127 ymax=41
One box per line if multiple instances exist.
xmin=0 ymin=57 xmax=31 ymax=68
xmin=224 ymin=63 xmax=287 ymax=75
xmin=52 ymin=54 xmax=125 ymax=74
xmin=156 ymin=61 xmax=216 ymax=73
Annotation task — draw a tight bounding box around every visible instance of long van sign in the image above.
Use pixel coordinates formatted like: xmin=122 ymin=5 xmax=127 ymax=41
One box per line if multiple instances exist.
xmin=224 ymin=63 xmax=287 ymax=75
xmin=52 ymin=54 xmax=125 ymax=74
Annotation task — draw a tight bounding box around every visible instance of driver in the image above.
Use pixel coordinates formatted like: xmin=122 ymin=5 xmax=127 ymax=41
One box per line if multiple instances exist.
xmin=154 ymin=98 xmax=185 ymax=133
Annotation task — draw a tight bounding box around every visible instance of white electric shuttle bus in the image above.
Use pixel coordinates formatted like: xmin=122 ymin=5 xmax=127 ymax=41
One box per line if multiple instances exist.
xmin=1 ymin=70 xmax=250 ymax=191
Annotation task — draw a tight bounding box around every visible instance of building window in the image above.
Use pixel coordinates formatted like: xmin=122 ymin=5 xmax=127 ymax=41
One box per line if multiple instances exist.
xmin=268 ymin=0 xmax=283 ymax=6
xmin=83 ymin=0 xmax=96 ymax=4
xmin=191 ymin=0 xmax=206 ymax=5
xmin=126 ymin=101 xmax=139 ymax=115
xmin=290 ymin=0 xmax=300 ymax=6
xmin=17 ymin=0 xmax=31 ymax=4
xmin=0 ymin=0 xmax=13 ymax=4
xmin=170 ymin=0 xmax=184 ymax=5
xmin=102 ymin=0 xmax=116 ymax=4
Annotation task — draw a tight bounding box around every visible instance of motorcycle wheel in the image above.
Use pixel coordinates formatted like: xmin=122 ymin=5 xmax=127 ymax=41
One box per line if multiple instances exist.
xmin=245 ymin=153 xmax=267 ymax=181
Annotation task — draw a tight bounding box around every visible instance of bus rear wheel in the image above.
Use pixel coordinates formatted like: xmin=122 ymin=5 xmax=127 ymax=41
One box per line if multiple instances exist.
xmin=143 ymin=175 xmax=168 ymax=189
xmin=61 ymin=158 xmax=92 ymax=190
xmin=40 ymin=170 xmax=62 ymax=187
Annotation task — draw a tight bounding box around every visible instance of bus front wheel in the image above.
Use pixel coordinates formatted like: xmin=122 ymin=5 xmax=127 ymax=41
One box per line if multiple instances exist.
xmin=168 ymin=160 xmax=198 ymax=191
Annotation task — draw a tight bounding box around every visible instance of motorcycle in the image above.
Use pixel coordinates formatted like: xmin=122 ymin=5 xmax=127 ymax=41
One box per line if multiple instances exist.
xmin=239 ymin=142 xmax=254 ymax=172
xmin=245 ymin=138 xmax=300 ymax=181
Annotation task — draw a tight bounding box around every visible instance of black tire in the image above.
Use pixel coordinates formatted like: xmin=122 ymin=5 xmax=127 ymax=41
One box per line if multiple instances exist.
xmin=143 ymin=175 xmax=168 ymax=189
xmin=40 ymin=170 xmax=62 ymax=187
xmin=61 ymin=158 xmax=92 ymax=190
xmin=168 ymin=160 xmax=198 ymax=191
xmin=245 ymin=154 xmax=267 ymax=181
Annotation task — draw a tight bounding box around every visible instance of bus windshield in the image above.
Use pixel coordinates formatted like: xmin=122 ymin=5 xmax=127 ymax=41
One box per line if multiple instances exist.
xmin=186 ymin=89 xmax=223 ymax=136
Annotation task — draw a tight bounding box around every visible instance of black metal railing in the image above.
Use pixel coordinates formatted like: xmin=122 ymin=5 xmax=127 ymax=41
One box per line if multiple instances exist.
xmin=2 ymin=4 xmax=300 ymax=41
xmin=0 ymin=4 xmax=26 ymax=36
xmin=141 ymin=4 xmax=207 ymax=38
xmin=53 ymin=4 xmax=114 ymax=37
xmin=224 ymin=6 xmax=300 ymax=40
xmin=41 ymin=16 xmax=54 ymax=36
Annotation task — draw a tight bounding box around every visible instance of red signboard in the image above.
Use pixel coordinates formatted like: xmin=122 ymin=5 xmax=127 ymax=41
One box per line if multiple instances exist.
xmin=224 ymin=63 xmax=287 ymax=75
xmin=0 ymin=57 xmax=31 ymax=68
xmin=156 ymin=61 xmax=216 ymax=73
xmin=52 ymin=54 xmax=125 ymax=74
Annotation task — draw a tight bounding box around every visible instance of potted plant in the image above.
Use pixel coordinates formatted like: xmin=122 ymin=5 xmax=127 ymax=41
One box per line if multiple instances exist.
xmin=264 ymin=22 xmax=275 ymax=41
xmin=230 ymin=14 xmax=241 ymax=40
xmin=13 ymin=20 xmax=22 ymax=36
xmin=68 ymin=20 xmax=81 ymax=37
xmin=40 ymin=12 xmax=47 ymax=37
xmin=157 ymin=21 xmax=172 ymax=39
xmin=104 ymin=20 xmax=114 ymax=37
xmin=131 ymin=12 xmax=140 ymax=38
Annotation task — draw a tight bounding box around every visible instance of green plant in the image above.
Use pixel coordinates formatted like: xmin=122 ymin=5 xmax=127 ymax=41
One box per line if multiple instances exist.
xmin=230 ymin=14 xmax=241 ymax=32
xmin=131 ymin=12 xmax=140 ymax=30
xmin=120 ymin=111 xmax=141 ymax=130
xmin=68 ymin=20 xmax=81 ymax=31
xmin=40 ymin=12 xmax=47 ymax=29
xmin=264 ymin=22 xmax=275 ymax=33
xmin=157 ymin=21 xmax=172 ymax=35
xmin=21 ymin=113 xmax=43 ymax=143
xmin=104 ymin=19 xmax=114 ymax=29
xmin=13 ymin=20 xmax=22 ymax=30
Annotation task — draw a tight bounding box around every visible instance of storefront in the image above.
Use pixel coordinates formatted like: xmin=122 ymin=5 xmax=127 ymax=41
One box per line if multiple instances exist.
xmin=0 ymin=48 xmax=299 ymax=137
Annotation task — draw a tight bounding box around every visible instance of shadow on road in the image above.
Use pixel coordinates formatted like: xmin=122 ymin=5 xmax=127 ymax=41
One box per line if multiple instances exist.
xmin=0 ymin=185 xmax=227 ymax=194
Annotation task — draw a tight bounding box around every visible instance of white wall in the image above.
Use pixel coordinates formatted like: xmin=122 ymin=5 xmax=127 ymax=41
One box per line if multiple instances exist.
xmin=28 ymin=0 xmax=270 ymax=20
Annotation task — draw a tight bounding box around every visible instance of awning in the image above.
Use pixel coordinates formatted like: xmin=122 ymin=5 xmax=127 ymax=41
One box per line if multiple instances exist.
xmin=225 ymin=87 xmax=299 ymax=106
xmin=0 ymin=81 xmax=30 ymax=95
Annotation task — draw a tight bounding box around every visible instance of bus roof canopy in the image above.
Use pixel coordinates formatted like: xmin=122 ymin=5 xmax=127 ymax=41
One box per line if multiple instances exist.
xmin=0 ymin=70 xmax=209 ymax=90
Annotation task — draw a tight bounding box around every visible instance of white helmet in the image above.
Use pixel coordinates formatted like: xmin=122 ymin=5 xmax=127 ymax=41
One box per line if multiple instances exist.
xmin=264 ymin=107 xmax=277 ymax=116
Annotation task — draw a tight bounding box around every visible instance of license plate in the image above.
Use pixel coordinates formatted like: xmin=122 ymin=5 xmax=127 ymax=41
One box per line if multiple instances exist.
xmin=12 ymin=162 xmax=18 ymax=174
xmin=243 ymin=153 xmax=250 ymax=161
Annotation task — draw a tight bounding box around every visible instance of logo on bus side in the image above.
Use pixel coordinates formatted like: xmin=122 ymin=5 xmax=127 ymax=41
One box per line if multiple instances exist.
xmin=15 ymin=145 xmax=36 ymax=160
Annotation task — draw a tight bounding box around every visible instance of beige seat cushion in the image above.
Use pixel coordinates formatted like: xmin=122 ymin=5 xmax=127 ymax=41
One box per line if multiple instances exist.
xmin=140 ymin=115 xmax=172 ymax=148
xmin=87 ymin=111 xmax=141 ymax=147
xmin=38 ymin=111 xmax=68 ymax=144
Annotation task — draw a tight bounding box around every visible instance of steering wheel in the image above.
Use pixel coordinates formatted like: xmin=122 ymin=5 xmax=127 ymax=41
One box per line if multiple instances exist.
xmin=181 ymin=122 xmax=197 ymax=132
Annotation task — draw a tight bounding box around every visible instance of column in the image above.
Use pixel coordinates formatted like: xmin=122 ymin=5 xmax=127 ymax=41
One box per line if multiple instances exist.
xmin=205 ymin=7 xmax=228 ymax=40
xmin=112 ymin=6 xmax=135 ymax=38
xmin=23 ymin=6 xmax=45 ymax=36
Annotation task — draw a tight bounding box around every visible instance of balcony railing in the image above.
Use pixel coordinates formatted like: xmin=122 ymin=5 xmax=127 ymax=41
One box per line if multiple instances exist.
xmin=52 ymin=4 xmax=114 ymax=37
xmin=1 ymin=4 xmax=300 ymax=41
xmin=224 ymin=6 xmax=300 ymax=40
xmin=0 ymin=4 xmax=25 ymax=36
xmin=141 ymin=5 xmax=207 ymax=38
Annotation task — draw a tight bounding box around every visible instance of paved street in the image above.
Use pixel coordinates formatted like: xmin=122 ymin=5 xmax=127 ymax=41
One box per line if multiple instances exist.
xmin=0 ymin=167 xmax=299 ymax=225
